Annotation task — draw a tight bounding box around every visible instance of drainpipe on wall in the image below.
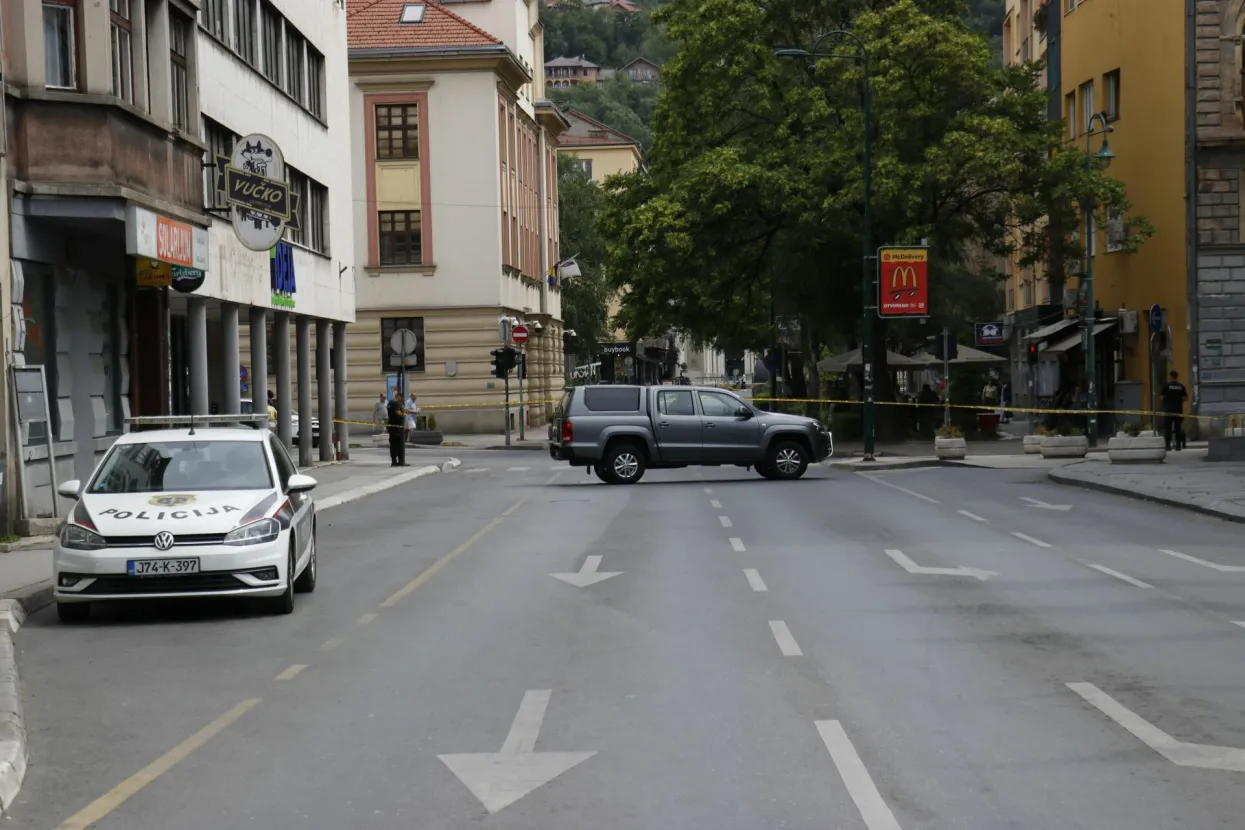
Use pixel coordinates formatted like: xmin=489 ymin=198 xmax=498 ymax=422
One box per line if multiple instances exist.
xmin=0 ymin=8 xmax=15 ymax=536
xmin=1184 ymin=0 xmax=1200 ymax=422
xmin=537 ymin=129 xmax=550 ymax=317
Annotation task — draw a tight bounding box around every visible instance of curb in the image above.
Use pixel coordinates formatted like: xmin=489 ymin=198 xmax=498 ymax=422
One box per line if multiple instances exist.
xmin=1048 ymin=465 xmax=1245 ymax=524
xmin=315 ymin=458 xmax=461 ymax=511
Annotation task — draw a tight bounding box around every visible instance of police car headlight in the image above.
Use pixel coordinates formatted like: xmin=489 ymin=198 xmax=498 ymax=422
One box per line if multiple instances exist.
xmin=61 ymin=524 xmax=106 ymax=551
xmin=224 ymin=518 xmax=280 ymax=546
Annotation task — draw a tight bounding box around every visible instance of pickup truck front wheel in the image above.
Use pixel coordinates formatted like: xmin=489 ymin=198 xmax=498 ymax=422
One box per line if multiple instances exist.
xmin=603 ymin=444 xmax=646 ymax=484
xmin=765 ymin=441 xmax=809 ymax=480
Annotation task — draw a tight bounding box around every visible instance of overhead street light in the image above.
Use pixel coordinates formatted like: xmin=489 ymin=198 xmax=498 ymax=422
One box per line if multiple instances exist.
xmin=1081 ymin=111 xmax=1115 ymax=447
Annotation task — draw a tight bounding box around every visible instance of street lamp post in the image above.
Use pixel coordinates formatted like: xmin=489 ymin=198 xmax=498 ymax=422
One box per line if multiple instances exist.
xmin=777 ymin=32 xmax=876 ymax=459
xmin=1081 ymin=112 xmax=1115 ymax=447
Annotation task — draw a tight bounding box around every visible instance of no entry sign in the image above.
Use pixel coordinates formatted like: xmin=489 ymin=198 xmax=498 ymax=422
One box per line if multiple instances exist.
xmin=877 ymin=247 xmax=929 ymax=318
xmin=511 ymin=325 xmax=529 ymax=345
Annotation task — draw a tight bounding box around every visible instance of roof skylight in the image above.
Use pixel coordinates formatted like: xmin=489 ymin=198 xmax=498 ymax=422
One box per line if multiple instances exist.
xmin=399 ymin=3 xmax=426 ymax=23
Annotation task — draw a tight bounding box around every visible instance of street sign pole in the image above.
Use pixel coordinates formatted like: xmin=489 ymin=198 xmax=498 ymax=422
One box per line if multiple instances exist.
xmin=942 ymin=328 xmax=951 ymax=427
xmin=518 ymin=351 xmax=525 ymax=442
xmin=504 ymin=372 xmax=512 ymax=448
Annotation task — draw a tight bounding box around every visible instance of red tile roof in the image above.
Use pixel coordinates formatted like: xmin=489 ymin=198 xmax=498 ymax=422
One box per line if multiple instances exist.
xmin=348 ymin=0 xmax=501 ymax=50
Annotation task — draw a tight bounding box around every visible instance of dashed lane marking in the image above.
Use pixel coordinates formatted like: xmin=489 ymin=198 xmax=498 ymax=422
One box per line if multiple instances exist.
xmin=768 ymin=621 xmax=803 ymax=656
xmin=744 ymin=569 xmax=768 ymax=591
xmin=1084 ymin=563 xmax=1153 ymax=589
xmin=859 ymin=473 xmax=940 ymax=504
xmin=275 ymin=664 xmax=307 ymax=682
xmin=958 ymin=510 xmax=986 ymax=523
xmin=1011 ymin=532 xmax=1052 ymax=548
xmin=358 ymin=612 xmax=379 ymax=625
xmin=318 ymin=638 xmax=344 ymax=651
xmin=730 ymin=538 xmax=746 ymax=552
xmin=719 ymin=516 xmax=733 ymax=528
xmin=710 ymin=499 xmax=722 ymax=509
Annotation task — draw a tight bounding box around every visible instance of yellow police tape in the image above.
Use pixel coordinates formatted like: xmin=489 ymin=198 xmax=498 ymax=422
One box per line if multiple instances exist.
xmin=321 ymin=394 xmax=1232 ymax=429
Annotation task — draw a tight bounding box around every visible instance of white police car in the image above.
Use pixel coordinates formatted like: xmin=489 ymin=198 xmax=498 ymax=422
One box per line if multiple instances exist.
xmin=53 ymin=416 xmax=317 ymax=623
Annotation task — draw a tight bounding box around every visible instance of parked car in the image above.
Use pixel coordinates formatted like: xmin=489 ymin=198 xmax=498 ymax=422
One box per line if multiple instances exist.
xmin=53 ymin=422 xmax=317 ymax=622
xmin=550 ymin=385 xmax=832 ymax=484
xmin=240 ymin=398 xmax=319 ymax=446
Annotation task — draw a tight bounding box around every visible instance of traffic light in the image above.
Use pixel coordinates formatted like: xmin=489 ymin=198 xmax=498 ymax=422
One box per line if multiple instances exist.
xmin=1027 ymin=342 xmax=1039 ymax=363
xmin=491 ymin=347 xmax=518 ymax=379
xmin=933 ymin=332 xmax=958 ymax=361
xmin=516 ymin=352 xmax=527 ymax=382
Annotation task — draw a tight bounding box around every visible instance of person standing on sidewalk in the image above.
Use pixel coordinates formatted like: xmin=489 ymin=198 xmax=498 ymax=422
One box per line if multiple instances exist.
xmin=372 ymin=393 xmax=387 ymax=435
xmin=386 ymin=392 xmax=407 ymax=467
xmin=1162 ymin=370 xmax=1189 ymax=451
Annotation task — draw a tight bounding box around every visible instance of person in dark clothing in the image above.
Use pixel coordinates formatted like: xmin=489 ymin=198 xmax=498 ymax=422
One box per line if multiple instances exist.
xmin=386 ymin=393 xmax=407 ymax=467
xmin=1161 ymin=370 xmax=1189 ymax=451
xmin=916 ymin=384 xmax=940 ymax=434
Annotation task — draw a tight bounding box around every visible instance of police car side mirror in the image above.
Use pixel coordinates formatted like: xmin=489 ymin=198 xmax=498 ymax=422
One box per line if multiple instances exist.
xmin=287 ymin=474 xmax=317 ymax=494
xmin=57 ymin=480 xmax=82 ymax=500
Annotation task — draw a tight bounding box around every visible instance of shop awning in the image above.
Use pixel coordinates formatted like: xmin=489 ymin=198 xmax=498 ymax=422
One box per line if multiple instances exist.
xmin=1025 ymin=318 xmax=1079 ymax=342
xmin=911 ymin=344 xmax=1009 ymax=365
xmin=1044 ymin=321 xmax=1116 ymax=354
xmin=817 ymin=348 xmax=925 ymax=373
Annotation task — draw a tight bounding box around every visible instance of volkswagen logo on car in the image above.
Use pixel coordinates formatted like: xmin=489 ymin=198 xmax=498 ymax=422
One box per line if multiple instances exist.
xmin=153 ymin=532 xmax=176 ymax=551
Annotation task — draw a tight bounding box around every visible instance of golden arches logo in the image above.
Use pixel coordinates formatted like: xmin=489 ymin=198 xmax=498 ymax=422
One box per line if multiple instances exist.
xmin=891 ymin=265 xmax=919 ymax=290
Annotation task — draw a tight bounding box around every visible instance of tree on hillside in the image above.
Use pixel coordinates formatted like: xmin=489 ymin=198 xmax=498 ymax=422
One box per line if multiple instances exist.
xmin=543 ymin=1 xmax=677 ymax=68
xmin=597 ymin=0 xmax=1150 ymax=414
xmin=549 ymin=74 xmax=659 ymax=149
xmin=557 ymin=156 xmax=613 ymax=360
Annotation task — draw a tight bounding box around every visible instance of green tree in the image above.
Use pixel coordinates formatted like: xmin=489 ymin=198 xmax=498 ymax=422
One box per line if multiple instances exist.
xmin=557 ymin=156 xmax=613 ymax=359
xmin=597 ymin=0 xmax=1150 ymax=411
xmin=543 ymin=1 xmax=676 ymax=68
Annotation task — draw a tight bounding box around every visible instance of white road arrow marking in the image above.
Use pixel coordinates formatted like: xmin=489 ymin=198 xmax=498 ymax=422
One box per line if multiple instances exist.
xmin=1021 ymin=496 xmax=1072 ymax=511
xmin=1068 ymin=682 xmax=1245 ymax=772
xmin=1158 ymin=549 xmax=1245 ymax=573
xmin=884 ymin=549 xmax=996 ymax=581
xmin=550 ymin=555 xmax=622 ymax=588
xmin=439 ymin=690 xmax=596 ymax=814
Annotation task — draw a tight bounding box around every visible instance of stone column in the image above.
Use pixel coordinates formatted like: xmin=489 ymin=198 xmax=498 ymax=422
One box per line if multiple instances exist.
xmin=249 ymin=307 xmax=268 ymax=422
xmin=275 ymin=312 xmax=293 ymax=447
xmin=316 ymin=319 xmax=333 ymax=462
xmin=187 ymin=297 xmax=209 ymax=415
xmin=333 ymin=321 xmax=349 ymax=461
xmin=220 ymin=302 xmax=240 ymax=414
xmin=296 ymin=317 xmax=313 ymax=467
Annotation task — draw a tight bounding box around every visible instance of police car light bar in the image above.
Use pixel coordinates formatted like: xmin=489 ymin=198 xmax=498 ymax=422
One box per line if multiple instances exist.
xmin=124 ymin=414 xmax=269 ymax=433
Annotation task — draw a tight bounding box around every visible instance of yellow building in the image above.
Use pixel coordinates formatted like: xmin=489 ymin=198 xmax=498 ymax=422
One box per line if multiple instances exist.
xmin=1059 ymin=0 xmax=1188 ymax=415
xmin=558 ymin=109 xmax=644 ymax=183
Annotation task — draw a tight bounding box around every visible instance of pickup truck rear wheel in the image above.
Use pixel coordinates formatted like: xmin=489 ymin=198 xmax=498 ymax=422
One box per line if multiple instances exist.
xmin=593 ymin=465 xmax=610 ymax=483
xmin=756 ymin=463 xmax=778 ymax=480
xmin=603 ymin=444 xmax=646 ymax=484
xmin=766 ymin=440 xmax=809 ymax=480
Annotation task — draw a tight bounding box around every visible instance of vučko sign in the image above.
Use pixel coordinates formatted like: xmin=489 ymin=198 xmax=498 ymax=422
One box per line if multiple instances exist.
xmin=270 ymin=242 xmax=296 ymax=309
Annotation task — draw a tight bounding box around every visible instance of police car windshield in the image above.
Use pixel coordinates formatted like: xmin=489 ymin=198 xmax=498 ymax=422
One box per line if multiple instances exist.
xmin=88 ymin=441 xmax=273 ymax=493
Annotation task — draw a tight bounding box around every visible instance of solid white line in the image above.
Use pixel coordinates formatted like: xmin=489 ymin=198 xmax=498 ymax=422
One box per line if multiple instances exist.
xmin=1085 ymin=563 xmax=1153 ymax=589
xmin=958 ymin=510 xmax=987 ymax=523
xmin=730 ymin=537 xmax=746 ymax=552
xmin=860 ymin=474 xmax=940 ymax=504
xmin=768 ymin=621 xmax=803 ymax=656
xmin=1011 ymin=531 xmax=1052 ymax=548
xmin=317 ymin=463 xmax=451 ymax=510
xmin=1233 ymin=621 xmax=1245 ymax=629
xmin=710 ymin=499 xmax=722 ymax=509
xmin=815 ymin=720 xmax=902 ymax=830
xmin=744 ymin=569 xmax=768 ymax=592
xmin=275 ymin=664 xmax=307 ymax=682
xmin=719 ymin=516 xmax=733 ymax=528
xmin=1158 ymin=549 xmax=1245 ymax=573
xmin=507 ymin=467 xmax=531 ymax=472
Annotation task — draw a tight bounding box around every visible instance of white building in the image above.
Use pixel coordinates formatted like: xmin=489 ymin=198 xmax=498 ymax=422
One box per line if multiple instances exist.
xmin=346 ymin=0 xmax=566 ymax=432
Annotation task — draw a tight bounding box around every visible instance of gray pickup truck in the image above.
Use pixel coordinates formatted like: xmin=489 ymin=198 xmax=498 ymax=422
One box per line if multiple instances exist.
xmin=549 ymin=385 xmax=832 ymax=484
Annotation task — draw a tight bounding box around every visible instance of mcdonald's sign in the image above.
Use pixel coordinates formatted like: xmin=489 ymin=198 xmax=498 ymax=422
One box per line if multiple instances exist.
xmin=877 ymin=246 xmax=929 ymax=318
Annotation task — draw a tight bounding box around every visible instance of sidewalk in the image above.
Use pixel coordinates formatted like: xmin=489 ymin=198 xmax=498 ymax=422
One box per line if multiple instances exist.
xmin=1049 ymin=452 xmax=1245 ymax=523
xmin=0 ymin=447 xmax=460 ymax=607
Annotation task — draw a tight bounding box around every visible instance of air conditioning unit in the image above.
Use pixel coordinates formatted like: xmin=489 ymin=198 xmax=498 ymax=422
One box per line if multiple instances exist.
xmin=1118 ymin=309 xmax=1138 ymax=334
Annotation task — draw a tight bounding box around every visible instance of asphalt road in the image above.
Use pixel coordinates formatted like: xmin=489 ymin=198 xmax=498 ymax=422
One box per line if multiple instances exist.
xmin=10 ymin=450 xmax=1245 ymax=829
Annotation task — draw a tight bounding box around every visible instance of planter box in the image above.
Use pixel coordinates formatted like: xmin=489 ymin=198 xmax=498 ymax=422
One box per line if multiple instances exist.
xmin=934 ymin=436 xmax=967 ymax=460
xmin=1022 ymin=434 xmax=1043 ymax=454
xmin=407 ymin=429 xmax=444 ymax=446
xmin=1039 ymin=435 xmax=1089 ymax=459
xmin=1107 ymin=435 xmax=1166 ymax=463
xmin=1209 ymin=436 xmax=1245 ymax=462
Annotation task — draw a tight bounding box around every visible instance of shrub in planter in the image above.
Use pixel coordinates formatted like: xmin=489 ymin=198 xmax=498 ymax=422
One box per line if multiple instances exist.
xmin=934 ymin=424 xmax=967 ymax=460
xmin=1108 ymin=423 xmax=1166 ymax=463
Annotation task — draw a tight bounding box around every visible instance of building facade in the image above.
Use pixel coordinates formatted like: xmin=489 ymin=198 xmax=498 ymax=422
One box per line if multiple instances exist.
xmin=545 ymin=55 xmax=598 ymax=88
xmin=559 ymin=108 xmax=643 ymax=181
xmin=1191 ymin=0 xmax=1245 ymax=421
xmin=347 ymin=0 xmax=566 ymax=433
xmin=1 ymin=0 xmax=354 ymax=520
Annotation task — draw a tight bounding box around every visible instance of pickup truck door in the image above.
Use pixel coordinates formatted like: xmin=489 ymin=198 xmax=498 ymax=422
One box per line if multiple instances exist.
xmin=652 ymin=389 xmax=702 ymax=461
xmin=697 ymin=390 xmax=761 ymax=462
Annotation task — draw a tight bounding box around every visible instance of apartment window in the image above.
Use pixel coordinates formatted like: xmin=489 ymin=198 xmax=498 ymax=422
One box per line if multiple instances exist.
xmin=284 ymin=26 xmax=304 ymax=103
xmin=577 ymin=158 xmax=593 ymax=178
xmin=1107 ymin=210 xmax=1125 ymax=252
xmin=284 ymin=167 xmax=328 ymax=254
xmin=170 ymin=13 xmax=190 ymax=130
xmin=1080 ymin=80 xmax=1094 ymax=132
xmin=307 ymin=46 xmax=325 ymax=119
xmin=201 ymin=0 xmax=227 ymax=41
xmin=378 ymin=211 xmax=422 ymax=265
xmin=109 ymin=0 xmax=133 ymax=103
xmin=203 ymin=117 xmax=238 ymax=209
xmin=43 ymin=0 xmax=77 ymax=90
xmin=1066 ymin=0 xmax=1075 ymax=11
xmin=1007 ymin=286 xmax=1015 ymax=312
xmin=380 ymin=318 xmax=425 ymax=372
xmin=285 ymin=167 xmax=308 ymax=248
xmin=1065 ymin=92 xmax=1077 ymax=139
xmin=375 ymin=105 xmax=419 ymax=159
xmin=1104 ymin=69 xmax=1121 ymax=121
xmin=261 ymin=2 xmax=281 ymax=85
xmin=235 ymin=0 xmax=257 ymax=65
